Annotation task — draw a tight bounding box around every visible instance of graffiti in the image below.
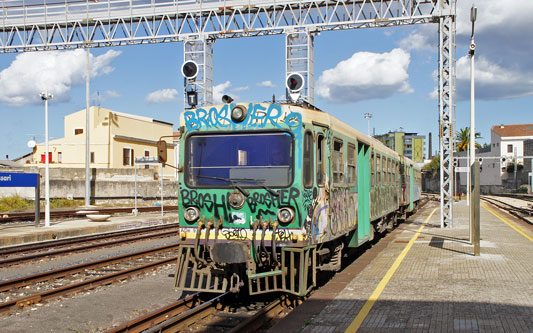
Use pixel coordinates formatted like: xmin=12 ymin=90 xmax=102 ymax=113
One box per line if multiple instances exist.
xmin=222 ymin=228 xmax=249 ymax=240
xmin=184 ymin=103 xmax=303 ymax=131
xmin=181 ymin=189 xmax=229 ymax=222
xmin=329 ymin=189 xmax=357 ymax=236
xmin=275 ymin=228 xmax=293 ymax=242
xmin=181 ymin=187 xmax=301 ymax=225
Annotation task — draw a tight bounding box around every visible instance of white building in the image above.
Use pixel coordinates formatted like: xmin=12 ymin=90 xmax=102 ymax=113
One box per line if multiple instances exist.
xmin=456 ymin=124 xmax=533 ymax=191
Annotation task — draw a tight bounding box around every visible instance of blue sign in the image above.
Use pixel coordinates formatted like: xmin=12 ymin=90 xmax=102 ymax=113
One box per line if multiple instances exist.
xmin=0 ymin=173 xmax=39 ymax=187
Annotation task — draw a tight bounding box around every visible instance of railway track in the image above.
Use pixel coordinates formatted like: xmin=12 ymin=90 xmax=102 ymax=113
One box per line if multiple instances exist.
xmin=480 ymin=195 xmax=533 ymax=224
xmin=0 ymin=223 xmax=179 ymax=267
xmin=0 ymin=205 xmax=178 ymax=224
xmin=108 ymin=291 xmax=291 ymax=333
xmin=0 ymin=244 xmax=179 ymax=315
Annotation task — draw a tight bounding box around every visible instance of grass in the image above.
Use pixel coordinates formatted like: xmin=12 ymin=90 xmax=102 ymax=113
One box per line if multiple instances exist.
xmin=0 ymin=195 xmax=84 ymax=213
xmin=0 ymin=195 xmax=33 ymax=213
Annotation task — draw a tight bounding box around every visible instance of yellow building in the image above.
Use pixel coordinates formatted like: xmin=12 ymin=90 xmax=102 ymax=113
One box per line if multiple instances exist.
xmin=28 ymin=106 xmax=175 ymax=172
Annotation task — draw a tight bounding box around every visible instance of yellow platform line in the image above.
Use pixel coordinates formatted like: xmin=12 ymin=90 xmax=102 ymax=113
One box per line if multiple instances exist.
xmin=345 ymin=207 xmax=437 ymax=333
xmin=481 ymin=203 xmax=533 ymax=242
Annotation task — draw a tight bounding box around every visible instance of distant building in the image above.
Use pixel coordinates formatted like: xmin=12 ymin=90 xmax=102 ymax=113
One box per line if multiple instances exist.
xmin=27 ymin=107 xmax=176 ymax=173
xmin=374 ymin=131 xmax=426 ymax=163
xmin=455 ymin=123 xmax=533 ymax=192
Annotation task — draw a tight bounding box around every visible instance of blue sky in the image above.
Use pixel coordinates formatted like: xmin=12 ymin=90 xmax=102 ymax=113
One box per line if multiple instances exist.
xmin=0 ymin=0 xmax=532 ymax=160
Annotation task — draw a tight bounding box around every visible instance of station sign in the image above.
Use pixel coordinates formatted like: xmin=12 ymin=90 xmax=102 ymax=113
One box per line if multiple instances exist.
xmin=135 ymin=156 xmax=160 ymax=165
xmin=0 ymin=172 xmax=39 ymax=187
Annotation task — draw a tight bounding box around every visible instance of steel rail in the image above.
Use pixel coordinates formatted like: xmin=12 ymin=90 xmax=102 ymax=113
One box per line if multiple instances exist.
xmin=144 ymin=292 xmax=230 ymax=333
xmin=0 ymin=255 xmax=178 ymax=315
xmin=229 ymin=297 xmax=286 ymax=332
xmin=480 ymin=196 xmax=532 ymax=225
xmin=0 ymin=227 xmax=179 ymax=267
xmin=106 ymin=292 xmax=203 ymax=333
xmin=0 ymin=244 xmax=179 ymax=293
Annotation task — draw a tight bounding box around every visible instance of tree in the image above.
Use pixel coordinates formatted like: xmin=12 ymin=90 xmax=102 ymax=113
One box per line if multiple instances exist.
xmin=455 ymin=127 xmax=482 ymax=152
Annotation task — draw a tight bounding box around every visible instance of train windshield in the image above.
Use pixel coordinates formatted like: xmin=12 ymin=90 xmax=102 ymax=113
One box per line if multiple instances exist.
xmin=185 ymin=132 xmax=293 ymax=188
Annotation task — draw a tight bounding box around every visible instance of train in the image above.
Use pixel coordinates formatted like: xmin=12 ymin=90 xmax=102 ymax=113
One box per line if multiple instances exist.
xmin=165 ymin=101 xmax=421 ymax=296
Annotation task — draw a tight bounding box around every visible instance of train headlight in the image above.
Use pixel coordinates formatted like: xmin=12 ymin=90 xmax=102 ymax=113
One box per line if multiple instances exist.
xmin=231 ymin=105 xmax=247 ymax=123
xmin=184 ymin=207 xmax=200 ymax=222
xmin=277 ymin=207 xmax=295 ymax=223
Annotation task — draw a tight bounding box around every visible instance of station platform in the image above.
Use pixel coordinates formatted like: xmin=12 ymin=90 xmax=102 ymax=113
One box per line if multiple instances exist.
xmin=271 ymin=200 xmax=533 ymax=332
xmin=0 ymin=210 xmax=178 ymax=247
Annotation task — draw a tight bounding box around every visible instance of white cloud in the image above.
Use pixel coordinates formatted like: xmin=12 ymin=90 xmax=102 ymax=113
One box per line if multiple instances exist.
xmin=145 ymin=88 xmax=180 ymax=103
xmin=316 ymin=48 xmax=413 ymax=103
xmin=0 ymin=49 xmax=121 ymax=107
xmin=233 ymin=86 xmax=249 ymax=92
xmin=258 ymin=80 xmax=276 ymax=88
xmin=105 ymin=90 xmax=121 ymax=99
xmin=213 ymin=81 xmax=233 ymax=102
xmin=403 ymin=0 xmax=533 ymax=100
xmin=455 ymin=55 xmax=533 ymax=101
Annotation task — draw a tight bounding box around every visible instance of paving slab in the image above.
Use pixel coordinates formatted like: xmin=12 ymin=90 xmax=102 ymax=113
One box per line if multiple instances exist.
xmin=271 ymin=200 xmax=533 ymax=332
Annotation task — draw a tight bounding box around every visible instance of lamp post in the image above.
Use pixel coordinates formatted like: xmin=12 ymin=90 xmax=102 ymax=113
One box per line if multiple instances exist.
xmin=364 ymin=113 xmax=373 ymax=136
xmin=40 ymin=91 xmax=53 ymax=227
xmin=469 ymin=5 xmax=480 ymax=256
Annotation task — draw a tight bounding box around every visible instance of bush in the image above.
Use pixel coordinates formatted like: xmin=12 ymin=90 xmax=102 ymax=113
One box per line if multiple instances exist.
xmin=0 ymin=195 xmax=33 ymax=213
xmin=517 ymin=184 xmax=529 ymax=194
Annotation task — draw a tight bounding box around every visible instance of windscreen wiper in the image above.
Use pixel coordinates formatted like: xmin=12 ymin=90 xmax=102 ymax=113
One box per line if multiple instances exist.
xmin=196 ymin=175 xmax=250 ymax=197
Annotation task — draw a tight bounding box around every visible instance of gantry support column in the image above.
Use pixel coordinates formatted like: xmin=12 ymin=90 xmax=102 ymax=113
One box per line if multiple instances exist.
xmin=438 ymin=1 xmax=456 ymax=228
xmin=285 ymin=30 xmax=314 ymax=104
xmin=183 ymin=38 xmax=214 ymax=107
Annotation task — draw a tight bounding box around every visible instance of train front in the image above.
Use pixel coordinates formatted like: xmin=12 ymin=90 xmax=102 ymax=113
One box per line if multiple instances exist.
xmin=175 ymin=102 xmax=315 ymax=296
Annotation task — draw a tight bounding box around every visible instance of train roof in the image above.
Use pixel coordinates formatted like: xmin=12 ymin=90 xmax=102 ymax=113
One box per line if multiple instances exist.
xmin=180 ymin=101 xmax=419 ymax=168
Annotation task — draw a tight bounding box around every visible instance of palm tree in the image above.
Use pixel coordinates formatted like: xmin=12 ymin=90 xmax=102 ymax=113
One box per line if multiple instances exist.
xmin=455 ymin=127 xmax=482 ymax=152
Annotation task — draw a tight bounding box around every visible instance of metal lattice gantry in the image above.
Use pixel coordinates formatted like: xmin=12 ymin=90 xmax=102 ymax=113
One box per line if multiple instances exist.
xmin=183 ymin=38 xmax=213 ymax=106
xmin=286 ymin=30 xmax=314 ymax=104
xmin=0 ymin=0 xmax=456 ymax=226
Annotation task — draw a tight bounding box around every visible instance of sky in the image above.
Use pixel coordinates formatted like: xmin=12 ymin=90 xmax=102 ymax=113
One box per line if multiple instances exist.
xmin=0 ymin=0 xmax=532 ymax=160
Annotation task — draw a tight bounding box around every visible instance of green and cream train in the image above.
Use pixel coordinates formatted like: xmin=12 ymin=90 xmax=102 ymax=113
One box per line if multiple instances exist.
xmin=171 ymin=101 xmax=421 ymax=296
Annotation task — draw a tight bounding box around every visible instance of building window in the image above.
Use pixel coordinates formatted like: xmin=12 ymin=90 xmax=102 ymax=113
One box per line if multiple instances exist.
xmin=144 ymin=150 xmax=150 ymax=169
xmin=332 ymin=138 xmax=344 ymax=185
xmin=123 ymin=148 xmax=134 ymax=166
xmin=74 ymin=128 xmax=84 ymax=135
xmin=317 ymin=134 xmax=325 ymax=187
xmin=507 ymin=144 xmax=513 ymax=153
xmin=347 ymin=143 xmax=356 ymax=186
xmin=90 ymin=152 xmax=95 ymax=163
xmin=303 ymin=131 xmax=314 ymax=188
xmin=58 ymin=152 xmax=62 ymax=163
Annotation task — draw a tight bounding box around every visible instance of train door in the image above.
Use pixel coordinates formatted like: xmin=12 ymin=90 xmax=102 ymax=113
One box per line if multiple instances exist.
xmin=355 ymin=142 xmax=371 ymax=245
xmin=409 ymin=166 xmax=414 ymax=211
xmin=311 ymin=123 xmax=330 ymax=243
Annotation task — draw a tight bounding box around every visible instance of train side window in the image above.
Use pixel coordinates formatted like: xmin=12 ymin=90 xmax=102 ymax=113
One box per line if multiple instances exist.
xmin=317 ymin=134 xmax=325 ymax=187
xmin=347 ymin=143 xmax=356 ymax=186
xmin=376 ymin=154 xmax=381 ymax=186
xmin=303 ymin=131 xmax=314 ymax=188
xmin=387 ymin=158 xmax=392 ymax=185
xmin=332 ymin=138 xmax=344 ymax=185
xmin=371 ymin=151 xmax=375 ymax=187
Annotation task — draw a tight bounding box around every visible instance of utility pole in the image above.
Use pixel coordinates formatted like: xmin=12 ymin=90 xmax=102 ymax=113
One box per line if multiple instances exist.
xmin=364 ymin=113 xmax=372 ymax=136
xmin=469 ymin=5 xmax=480 ymax=256
xmin=85 ymin=46 xmax=91 ymax=207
